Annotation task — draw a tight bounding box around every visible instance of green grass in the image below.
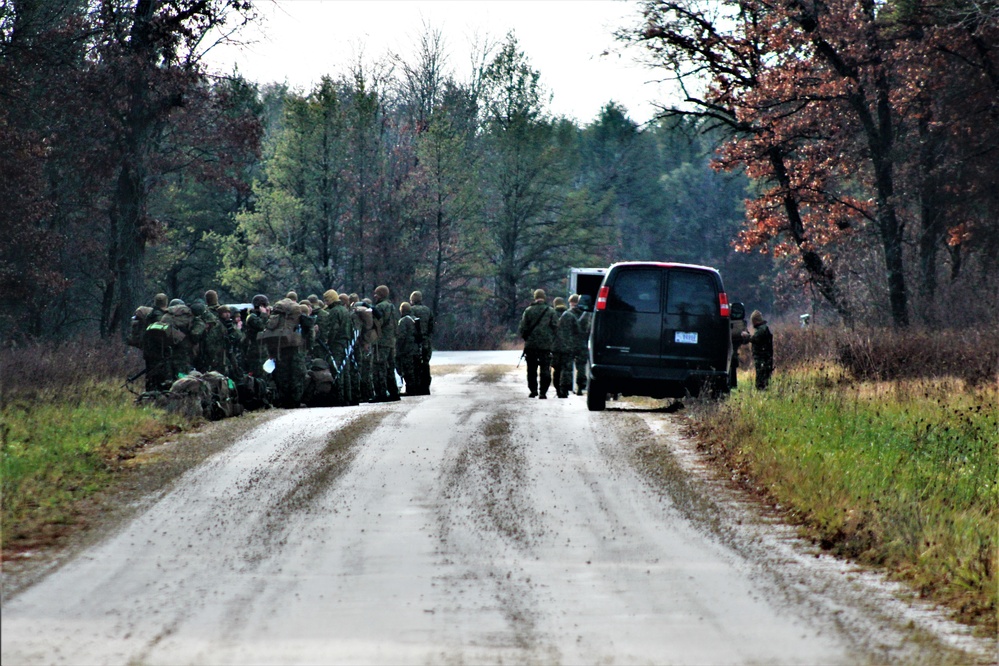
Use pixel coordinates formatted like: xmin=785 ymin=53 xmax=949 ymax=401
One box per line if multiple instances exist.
xmin=1 ymin=381 xmax=187 ymax=547
xmin=696 ymin=369 xmax=998 ymax=631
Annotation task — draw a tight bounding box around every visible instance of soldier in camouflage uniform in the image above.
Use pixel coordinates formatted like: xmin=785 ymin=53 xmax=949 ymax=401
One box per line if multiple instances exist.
xmin=142 ymin=293 xmax=171 ymax=391
xmin=243 ymin=294 xmax=270 ymax=378
xmin=747 ymin=310 xmax=774 ymax=390
xmin=552 ymin=297 xmax=580 ymax=399
xmin=372 ymin=285 xmax=400 ymax=402
xmin=323 ymin=289 xmax=354 ymax=406
xmin=396 ymin=302 xmax=421 ymax=396
xmin=164 ymin=299 xmax=205 ymax=383
xmin=518 ymin=289 xmax=559 ymax=399
xmin=217 ymin=305 xmax=245 ymax=378
xmin=267 ymin=299 xmax=308 ymax=408
xmin=193 ymin=298 xmax=226 ymax=374
xmin=408 ymin=290 xmax=434 ymax=395
xmin=347 ymin=294 xmax=371 ymax=404
xmin=568 ymin=294 xmax=590 ymax=395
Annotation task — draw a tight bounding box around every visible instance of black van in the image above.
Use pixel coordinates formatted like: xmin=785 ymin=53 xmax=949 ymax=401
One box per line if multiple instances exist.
xmin=586 ymin=262 xmax=732 ymax=411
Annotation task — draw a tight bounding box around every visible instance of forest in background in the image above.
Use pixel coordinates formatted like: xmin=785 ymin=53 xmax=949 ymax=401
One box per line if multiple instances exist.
xmin=2 ymin=1 xmax=996 ymax=348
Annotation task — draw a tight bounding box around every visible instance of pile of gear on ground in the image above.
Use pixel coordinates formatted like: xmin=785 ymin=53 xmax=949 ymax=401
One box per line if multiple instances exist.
xmin=128 ymin=286 xmax=434 ymax=420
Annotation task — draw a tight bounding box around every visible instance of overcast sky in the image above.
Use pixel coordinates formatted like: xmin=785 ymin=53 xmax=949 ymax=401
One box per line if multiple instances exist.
xmin=201 ymin=0 xmax=673 ymax=125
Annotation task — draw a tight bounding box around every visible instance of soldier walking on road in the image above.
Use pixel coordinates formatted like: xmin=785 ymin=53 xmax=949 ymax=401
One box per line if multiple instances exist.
xmin=552 ymin=297 xmax=579 ymax=399
xmin=518 ymin=289 xmax=559 ymax=399
xmin=568 ymin=294 xmax=590 ymax=395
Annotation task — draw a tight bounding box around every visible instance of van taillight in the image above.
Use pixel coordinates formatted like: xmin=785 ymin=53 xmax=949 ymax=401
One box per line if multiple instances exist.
xmin=719 ymin=292 xmax=730 ymax=317
xmin=596 ymin=286 xmax=609 ymax=311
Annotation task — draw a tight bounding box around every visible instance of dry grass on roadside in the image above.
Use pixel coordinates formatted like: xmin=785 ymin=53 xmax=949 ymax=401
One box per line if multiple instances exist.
xmin=685 ymin=328 xmax=998 ymax=633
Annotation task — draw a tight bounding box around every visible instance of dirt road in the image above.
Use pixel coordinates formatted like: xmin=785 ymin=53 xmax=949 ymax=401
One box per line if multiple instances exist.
xmin=1 ymin=352 xmax=990 ymax=664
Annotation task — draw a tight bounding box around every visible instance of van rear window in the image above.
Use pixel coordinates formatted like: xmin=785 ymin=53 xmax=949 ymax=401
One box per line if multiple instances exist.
xmin=667 ymin=271 xmax=716 ymax=315
xmin=607 ymin=269 xmax=661 ymax=313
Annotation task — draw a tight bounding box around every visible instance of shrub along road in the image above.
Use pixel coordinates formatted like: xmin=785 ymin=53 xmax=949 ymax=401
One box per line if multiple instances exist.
xmin=1 ymin=353 xmax=992 ymax=664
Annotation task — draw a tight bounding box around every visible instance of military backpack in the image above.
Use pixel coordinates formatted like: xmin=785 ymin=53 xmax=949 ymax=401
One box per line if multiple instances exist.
xmin=259 ymin=298 xmax=303 ymax=354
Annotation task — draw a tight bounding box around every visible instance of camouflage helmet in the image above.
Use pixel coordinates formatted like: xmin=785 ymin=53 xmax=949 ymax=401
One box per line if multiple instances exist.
xmin=552 ymin=296 xmax=566 ymax=308
xmin=410 ymin=290 xmax=423 ymax=304
xmin=568 ymin=293 xmax=579 ymax=305
xmin=153 ymin=293 xmax=169 ymax=309
xmin=374 ymin=285 xmax=390 ymax=300
xmin=169 ymin=298 xmax=185 ymax=307
xmin=190 ymin=300 xmax=207 ymax=316
xmin=252 ymin=294 xmax=269 ymax=309
xmin=204 ymin=290 xmax=219 ymax=307
xmin=299 ymin=301 xmax=312 ymax=315
xmin=323 ymin=289 xmax=340 ymax=306
xmin=286 ymin=291 xmax=298 ymax=302
xmin=308 ymin=294 xmax=322 ymax=308
xmin=400 ymin=301 xmax=411 ymax=314
xmin=339 ymin=293 xmax=350 ymax=306
xmin=751 ymin=310 xmax=764 ymax=325
xmin=533 ymin=289 xmax=546 ymax=301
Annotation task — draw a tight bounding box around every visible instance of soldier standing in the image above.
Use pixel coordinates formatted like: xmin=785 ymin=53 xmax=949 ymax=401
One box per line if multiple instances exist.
xmin=323 ymin=289 xmax=354 ymax=406
xmin=141 ymin=293 xmax=171 ymax=391
xmin=372 ymin=285 xmax=400 ymax=402
xmin=746 ymin=310 xmax=774 ymax=390
xmin=396 ymin=302 xmax=421 ymax=396
xmin=408 ymin=290 xmax=434 ymax=395
xmin=518 ymin=289 xmax=559 ymax=399
xmin=351 ymin=296 xmax=376 ymax=403
xmin=243 ymin=294 xmax=270 ymax=378
xmin=193 ymin=298 xmax=225 ymax=374
xmin=217 ymin=305 xmax=245 ymax=379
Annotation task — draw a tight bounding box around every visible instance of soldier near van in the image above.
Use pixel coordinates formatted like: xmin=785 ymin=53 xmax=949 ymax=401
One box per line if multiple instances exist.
xmin=729 ymin=306 xmax=748 ymax=389
xmin=372 ymin=285 xmax=400 ymax=402
xmin=243 ymin=294 xmax=270 ymax=377
xmin=568 ymin=294 xmax=590 ymax=395
xmin=518 ymin=289 xmax=559 ymax=399
xmin=551 ymin=297 xmax=579 ymax=399
xmin=408 ymin=290 xmax=434 ymax=395
xmin=396 ymin=302 xmax=422 ymax=396
xmin=745 ymin=310 xmax=774 ymax=390
xmin=323 ymin=289 xmax=354 ymax=406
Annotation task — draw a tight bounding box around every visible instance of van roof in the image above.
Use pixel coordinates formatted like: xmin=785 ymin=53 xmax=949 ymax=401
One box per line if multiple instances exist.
xmin=608 ymin=261 xmax=722 ymax=276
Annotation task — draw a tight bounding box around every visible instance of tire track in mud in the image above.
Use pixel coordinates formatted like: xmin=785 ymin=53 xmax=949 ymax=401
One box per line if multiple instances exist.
xmin=435 ymin=373 xmax=550 ymax=656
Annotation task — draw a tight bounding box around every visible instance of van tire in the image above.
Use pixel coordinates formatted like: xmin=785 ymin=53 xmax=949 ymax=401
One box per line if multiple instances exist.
xmin=587 ymin=383 xmax=606 ymax=411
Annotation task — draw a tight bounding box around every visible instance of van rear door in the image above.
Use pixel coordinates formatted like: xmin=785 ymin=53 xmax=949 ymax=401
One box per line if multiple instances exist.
xmin=661 ymin=268 xmax=728 ymax=369
xmin=597 ymin=266 xmax=663 ymax=366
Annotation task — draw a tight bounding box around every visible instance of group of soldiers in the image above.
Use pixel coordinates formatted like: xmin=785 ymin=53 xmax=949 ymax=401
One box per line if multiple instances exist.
xmin=518 ymin=290 xmax=592 ymax=399
xmin=130 ymin=285 xmax=434 ymax=410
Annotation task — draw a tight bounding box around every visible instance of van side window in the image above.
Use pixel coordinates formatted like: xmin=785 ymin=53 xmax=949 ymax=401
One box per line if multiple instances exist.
xmin=667 ymin=271 xmax=716 ymax=315
xmin=607 ymin=270 xmax=661 ymax=313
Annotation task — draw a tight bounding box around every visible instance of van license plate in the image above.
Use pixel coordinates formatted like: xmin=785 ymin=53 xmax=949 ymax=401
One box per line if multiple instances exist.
xmin=675 ymin=332 xmax=698 ymax=344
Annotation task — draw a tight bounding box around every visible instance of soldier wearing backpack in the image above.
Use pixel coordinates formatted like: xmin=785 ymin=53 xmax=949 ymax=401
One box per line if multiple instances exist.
xmin=144 ymin=299 xmax=203 ymax=389
xmin=409 ymin=290 xmax=434 ymax=395
xmin=261 ymin=297 xmax=307 ymax=408
xmin=243 ymin=295 xmax=270 ymax=378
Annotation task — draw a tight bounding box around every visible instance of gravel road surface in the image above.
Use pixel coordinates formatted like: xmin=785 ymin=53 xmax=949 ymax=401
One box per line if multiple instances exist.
xmin=1 ymin=352 xmax=991 ymax=665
